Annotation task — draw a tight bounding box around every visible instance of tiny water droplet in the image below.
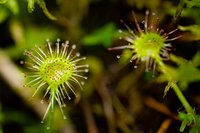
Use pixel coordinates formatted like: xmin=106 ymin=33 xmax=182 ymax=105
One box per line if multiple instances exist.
xmin=65 ymin=40 xmax=69 ymax=45
xmin=134 ymin=65 xmax=138 ymax=69
xmin=57 ymin=38 xmax=60 ymax=42
xmin=46 ymin=126 xmax=50 ymax=130
xmin=20 ymin=61 xmax=24 ymax=64
xmin=41 ymin=121 xmax=44 ymax=123
xmin=81 ymin=81 xmax=85 ymax=85
xmin=141 ymin=20 xmax=145 ymax=24
xmin=146 ymin=10 xmax=149 ymax=15
xmin=118 ymin=29 xmax=122 ymax=33
xmin=76 ymin=53 xmax=80 ymax=57
xmin=116 ymin=55 xmax=120 ymax=59
xmin=72 ymin=44 xmax=76 ymax=49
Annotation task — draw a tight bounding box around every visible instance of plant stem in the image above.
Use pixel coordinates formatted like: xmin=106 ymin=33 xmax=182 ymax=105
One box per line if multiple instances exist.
xmin=173 ymin=0 xmax=187 ymax=23
xmin=171 ymin=82 xmax=193 ymax=114
xmin=45 ymin=90 xmax=55 ymax=133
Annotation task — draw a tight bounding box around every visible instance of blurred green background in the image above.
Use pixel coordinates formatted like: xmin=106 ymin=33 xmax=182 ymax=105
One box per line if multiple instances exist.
xmin=0 ymin=0 xmax=200 ymax=133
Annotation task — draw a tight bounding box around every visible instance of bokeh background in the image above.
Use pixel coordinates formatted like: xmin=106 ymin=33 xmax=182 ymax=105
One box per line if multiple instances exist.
xmin=0 ymin=0 xmax=200 ymax=133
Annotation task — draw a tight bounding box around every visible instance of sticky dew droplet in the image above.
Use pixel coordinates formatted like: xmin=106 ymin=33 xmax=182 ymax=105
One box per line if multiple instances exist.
xmin=81 ymin=81 xmax=85 ymax=85
xmin=134 ymin=65 xmax=138 ymax=69
xmin=41 ymin=100 xmax=44 ymax=104
xmin=118 ymin=29 xmax=122 ymax=33
xmin=76 ymin=53 xmax=80 ymax=57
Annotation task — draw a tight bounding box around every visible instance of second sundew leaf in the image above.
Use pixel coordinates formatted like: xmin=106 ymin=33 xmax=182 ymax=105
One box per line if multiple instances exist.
xmin=158 ymin=54 xmax=200 ymax=91
xmin=186 ymin=0 xmax=200 ymax=8
xmin=82 ymin=23 xmax=119 ymax=48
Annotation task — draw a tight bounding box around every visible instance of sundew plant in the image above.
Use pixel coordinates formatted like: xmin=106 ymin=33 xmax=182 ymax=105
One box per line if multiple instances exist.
xmin=0 ymin=0 xmax=200 ymax=133
xmin=22 ymin=39 xmax=89 ymax=123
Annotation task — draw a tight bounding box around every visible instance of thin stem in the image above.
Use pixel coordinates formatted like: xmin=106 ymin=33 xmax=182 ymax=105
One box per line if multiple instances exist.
xmin=44 ymin=89 xmax=55 ymax=133
xmin=173 ymin=0 xmax=187 ymax=23
xmin=171 ymin=82 xmax=193 ymax=114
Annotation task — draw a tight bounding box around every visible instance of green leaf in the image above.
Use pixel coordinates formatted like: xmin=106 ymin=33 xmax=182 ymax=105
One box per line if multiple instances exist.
xmin=189 ymin=115 xmax=200 ymax=133
xmin=179 ymin=111 xmax=195 ymax=132
xmin=186 ymin=0 xmax=200 ymax=8
xmin=171 ymin=54 xmax=200 ymax=90
xmin=157 ymin=54 xmax=200 ymax=90
xmin=179 ymin=25 xmax=200 ymax=35
xmin=192 ymin=51 xmax=200 ymax=66
xmin=82 ymin=23 xmax=118 ymax=48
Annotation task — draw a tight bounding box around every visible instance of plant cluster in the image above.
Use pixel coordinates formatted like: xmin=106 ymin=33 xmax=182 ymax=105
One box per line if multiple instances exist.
xmin=0 ymin=0 xmax=200 ymax=133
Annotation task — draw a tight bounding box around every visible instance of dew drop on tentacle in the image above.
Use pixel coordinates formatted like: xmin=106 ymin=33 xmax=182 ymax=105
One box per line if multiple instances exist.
xmin=134 ymin=65 xmax=138 ymax=69
xmin=118 ymin=29 xmax=122 ymax=33
xmin=144 ymin=10 xmax=149 ymax=31
xmin=116 ymin=55 xmax=120 ymax=59
xmin=41 ymin=100 xmax=44 ymax=104
xmin=84 ymin=69 xmax=89 ymax=72
xmin=72 ymin=44 xmax=76 ymax=49
xmin=81 ymin=81 xmax=85 ymax=85
xmin=20 ymin=60 xmax=24 ymax=65
xmin=76 ymin=52 xmax=80 ymax=57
